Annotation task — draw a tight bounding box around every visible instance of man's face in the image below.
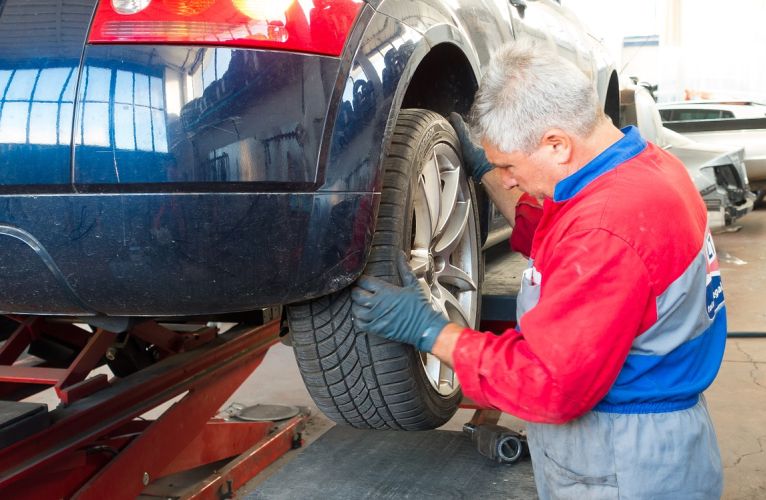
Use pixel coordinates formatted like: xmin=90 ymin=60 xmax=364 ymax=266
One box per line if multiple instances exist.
xmin=482 ymin=140 xmax=563 ymax=199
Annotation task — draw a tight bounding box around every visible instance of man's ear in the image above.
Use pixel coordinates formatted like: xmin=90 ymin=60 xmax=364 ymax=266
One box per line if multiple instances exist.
xmin=540 ymin=128 xmax=572 ymax=164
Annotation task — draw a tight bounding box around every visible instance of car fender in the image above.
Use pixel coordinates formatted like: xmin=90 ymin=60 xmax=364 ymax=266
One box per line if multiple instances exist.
xmin=319 ymin=8 xmax=482 ymax=194
xmin=316 ymin=8 xmax=487 ymax=278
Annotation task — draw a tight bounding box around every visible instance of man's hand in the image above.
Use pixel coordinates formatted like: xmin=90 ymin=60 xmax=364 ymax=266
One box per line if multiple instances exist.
xmin=351 ymin=252 xmax=449 ymax=352
xmin=448 ymin=112 xmax=494 ymax=182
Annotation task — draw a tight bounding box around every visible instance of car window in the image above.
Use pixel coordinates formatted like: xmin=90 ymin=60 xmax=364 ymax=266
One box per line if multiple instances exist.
xmin=720 ymin=110 xmax=735 ymax=119
xmin=676 ymin=109 xmax=722 ymax=120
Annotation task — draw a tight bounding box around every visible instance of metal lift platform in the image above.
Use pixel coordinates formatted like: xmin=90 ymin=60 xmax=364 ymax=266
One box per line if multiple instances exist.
xmin=0 ymin=318 xmax=309 ymax=499
xmin=0 ymin=250 xmax=531 ymax=498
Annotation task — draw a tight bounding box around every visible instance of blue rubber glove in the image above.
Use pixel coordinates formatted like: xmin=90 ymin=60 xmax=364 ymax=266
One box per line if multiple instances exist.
xmin=351 ymin=252 xmax=449 ymax=352
xmin=448 ymin=112 xmax=494 ymax=182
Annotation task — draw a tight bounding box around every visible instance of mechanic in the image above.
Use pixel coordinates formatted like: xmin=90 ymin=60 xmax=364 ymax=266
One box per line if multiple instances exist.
xmin=351 ymin=40 xmax=726 ymax=499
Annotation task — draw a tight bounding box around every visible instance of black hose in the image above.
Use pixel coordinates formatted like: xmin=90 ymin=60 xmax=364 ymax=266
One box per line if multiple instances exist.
xmin=727 ymin=332 xmax=766 ymax=338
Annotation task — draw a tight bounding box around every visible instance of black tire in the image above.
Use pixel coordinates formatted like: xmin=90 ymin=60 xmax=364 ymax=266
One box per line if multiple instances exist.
xmin=287 ymin=109 xmax=481 ymax=430
xmin=755 ymin=189 xmax=766 ymax=208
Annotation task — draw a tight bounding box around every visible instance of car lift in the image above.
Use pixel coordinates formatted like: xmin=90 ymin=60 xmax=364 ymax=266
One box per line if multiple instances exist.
xmin=0 ymin=317 xmax=307 ymax=499
xmin=0 ymin=289 xmax=524 ymax=498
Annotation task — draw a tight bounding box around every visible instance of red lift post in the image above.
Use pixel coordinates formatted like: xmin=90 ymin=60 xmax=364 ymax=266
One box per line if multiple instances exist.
xmin=0 ymin=318 xmax=308 ymax=499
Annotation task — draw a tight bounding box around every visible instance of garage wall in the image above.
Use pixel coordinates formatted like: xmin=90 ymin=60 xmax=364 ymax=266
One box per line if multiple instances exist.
xmin=573 ymin=0 xmax=766 ymax=103
xmin=657 ymin=0 xmax=766 ymax=102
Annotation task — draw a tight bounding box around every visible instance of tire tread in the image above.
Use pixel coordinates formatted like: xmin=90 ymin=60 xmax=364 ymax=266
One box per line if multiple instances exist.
xmin=288 ymin=109 xmax=469 ymax=430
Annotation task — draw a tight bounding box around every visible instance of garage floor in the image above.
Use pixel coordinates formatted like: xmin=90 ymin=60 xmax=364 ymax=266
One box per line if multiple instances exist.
xmin=230 ymin=208 xmax=766 ymax=500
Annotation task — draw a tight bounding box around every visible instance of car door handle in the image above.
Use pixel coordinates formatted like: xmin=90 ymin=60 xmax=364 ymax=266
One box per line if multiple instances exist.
xmin=509 ymin=0 xmax=527 ymax=17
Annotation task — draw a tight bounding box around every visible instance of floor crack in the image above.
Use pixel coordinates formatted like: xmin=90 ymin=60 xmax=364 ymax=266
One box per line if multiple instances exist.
xmin=734 ymin=341 xmax=765 ymax=390
xmin=726 ymin=435 xmax=766 ymax=468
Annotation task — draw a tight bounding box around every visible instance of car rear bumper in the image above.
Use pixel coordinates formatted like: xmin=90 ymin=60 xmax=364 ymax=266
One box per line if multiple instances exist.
xmin=0 ymin=40 xmax=390 ymax=316
xmin=0 ymin=192 xmax=376 ymax=316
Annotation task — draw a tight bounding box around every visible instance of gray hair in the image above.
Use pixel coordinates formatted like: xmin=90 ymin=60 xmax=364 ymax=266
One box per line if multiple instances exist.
xmin=471 ymin=39 xmax=602 ymax=153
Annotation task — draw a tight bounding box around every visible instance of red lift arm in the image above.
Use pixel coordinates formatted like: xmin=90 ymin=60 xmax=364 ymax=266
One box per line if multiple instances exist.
xmin=0 ymin=319 xmax=307 ymax=499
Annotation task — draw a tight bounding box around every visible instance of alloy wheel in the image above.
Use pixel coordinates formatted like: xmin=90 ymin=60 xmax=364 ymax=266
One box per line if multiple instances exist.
xmin=410 ymin=142 xmax=479 ymax=397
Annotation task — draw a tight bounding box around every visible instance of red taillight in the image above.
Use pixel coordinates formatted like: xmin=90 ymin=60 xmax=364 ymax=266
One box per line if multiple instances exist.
xmin=88 ymin=0 xmax=364 ymax=57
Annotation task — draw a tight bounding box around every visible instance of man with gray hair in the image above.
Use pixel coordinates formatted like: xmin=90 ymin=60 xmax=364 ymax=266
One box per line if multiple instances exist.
xmin=351 ymin=40 xmax=725 ymax=499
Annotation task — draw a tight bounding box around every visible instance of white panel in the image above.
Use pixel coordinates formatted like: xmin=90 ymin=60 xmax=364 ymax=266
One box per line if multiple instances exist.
xmin=114 ymin=103 xmax=136 ymax=150
xmin=29 ymin=102 xmax=58 ymax=145
xmin=0 ymin=102 xmax=28 ymax=143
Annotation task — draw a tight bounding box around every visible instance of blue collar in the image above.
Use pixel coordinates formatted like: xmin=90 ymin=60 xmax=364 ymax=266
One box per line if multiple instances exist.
xmin=553 ymin=126 xmax=647 ymax=202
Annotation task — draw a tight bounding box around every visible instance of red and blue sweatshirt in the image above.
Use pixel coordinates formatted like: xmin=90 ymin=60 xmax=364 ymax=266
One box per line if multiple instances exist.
xmin=453 ymin=126 xmax=727 ymax=424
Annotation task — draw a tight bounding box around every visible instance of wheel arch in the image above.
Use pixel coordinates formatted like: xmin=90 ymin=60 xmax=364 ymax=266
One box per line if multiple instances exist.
xmin=379 ymin=21 xmax=482 ymax=182
xmin=378 ymin=34 xmax=487 ymax=243
xmin=317 ymin=14 xmax=482 ymax=194
xmin=604 ymin=71 xmax=621 ymax=127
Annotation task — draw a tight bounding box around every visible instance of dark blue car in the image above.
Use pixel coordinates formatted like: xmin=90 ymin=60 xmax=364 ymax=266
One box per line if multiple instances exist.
xmin=0 ymin=0 xmax=618 ymax=429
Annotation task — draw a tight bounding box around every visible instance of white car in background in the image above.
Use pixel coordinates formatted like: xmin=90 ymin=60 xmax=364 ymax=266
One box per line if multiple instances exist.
xmin=657 ymin=101 xmax=766 ymax=121
xmin=658 ymin=101 xmax=766 ymax=201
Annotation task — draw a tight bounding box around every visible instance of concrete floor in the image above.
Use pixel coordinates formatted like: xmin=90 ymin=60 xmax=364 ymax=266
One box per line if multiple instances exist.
xmin=705 ymin=209 xmax=766 ymax=500
xmin=229 ymin=208 xmax=766 ymax=499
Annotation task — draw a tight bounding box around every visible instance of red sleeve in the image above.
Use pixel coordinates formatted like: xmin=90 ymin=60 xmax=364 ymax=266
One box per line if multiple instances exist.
xmin=453 ymin=228 xmax=654 ymax=423
xmin=509 ymin=193 xmax=543 ymax=258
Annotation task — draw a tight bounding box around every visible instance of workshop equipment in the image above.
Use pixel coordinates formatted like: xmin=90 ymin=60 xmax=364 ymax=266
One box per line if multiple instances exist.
xmin=460 ymin=291 xmax=528 ymax=465
xmin=0 ymin=318 xmax=307 ymax=499
xmin=463 ymin=423 xmax=528 ymax=464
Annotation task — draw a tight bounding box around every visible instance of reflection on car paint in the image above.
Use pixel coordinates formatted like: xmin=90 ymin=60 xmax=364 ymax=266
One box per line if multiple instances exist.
xmin=0 ymin=0 xmax=96 ymax=185
xmin=73 ymin=46 xmax=338 ymax=185
xmin=319 ymin=14 xmax=420 ymax=192
xmin=0 ymin=67 xmax=77 ymax=147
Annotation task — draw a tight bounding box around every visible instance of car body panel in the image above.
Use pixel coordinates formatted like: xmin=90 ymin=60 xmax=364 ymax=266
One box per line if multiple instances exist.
xmin=0 ymin=0 xmax=96 ymax=185
xmin=657 ymin=101 xmax=766 ymax=121
xmin=0 ymin=192 xmax=375 ymax=316
xmin=664 ymin=124 xmax=766 ymax=191
xmin=665 ymin=130 xmax=754 ymax=229
xmin=73 ymin=46 xmax=339 ymax=187
xmin=621 ymin=86 xmax=753 ymax=230
xmin=0 ymin=0 xmax=616 ymax=317
xmin=658 ymin=101 xmax=766 ymax=191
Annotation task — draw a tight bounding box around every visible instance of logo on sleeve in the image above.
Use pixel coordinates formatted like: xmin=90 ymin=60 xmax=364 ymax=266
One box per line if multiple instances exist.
xmin=705 ymin=233 xmax=717 ymax=265
xmin=706 ymin=274 xmax=724 ymax=319
xmin=704 ymin=232 xmax=724 ymax=319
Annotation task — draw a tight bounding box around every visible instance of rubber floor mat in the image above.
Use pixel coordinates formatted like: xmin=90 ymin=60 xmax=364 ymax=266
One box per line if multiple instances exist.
xmin=247 ymin=425 xmax=537 ymax=499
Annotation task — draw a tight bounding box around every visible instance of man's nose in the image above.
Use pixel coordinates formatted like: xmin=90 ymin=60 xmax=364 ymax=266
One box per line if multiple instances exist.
xmin=501 ymin=170 xmax=518 ymax=190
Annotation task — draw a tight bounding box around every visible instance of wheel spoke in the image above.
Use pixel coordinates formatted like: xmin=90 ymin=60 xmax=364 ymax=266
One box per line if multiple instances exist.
xmin=433 ymin=199 xmax=470 ymax=256
xmin=438 ymin=360 xmax=456 ymax=391
xmin=413 ymin=181 xmax=434 ymax=249
xmin=437 ymin=262 xmax=477 ymax=292
xmin=436 ymin=167 xmax=460 ymax=237
xmin=432 ymin=282 xmax=470 ymax=326
xmin=409 ymin=250 xmax=432 ymax=298
xmin=421 ymin=153 xmax=441 ymax=239
xmin=409 ymin=250 xmax=429 ymax=278
xmin=423 ymin=353 xmax=442 ymax=391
